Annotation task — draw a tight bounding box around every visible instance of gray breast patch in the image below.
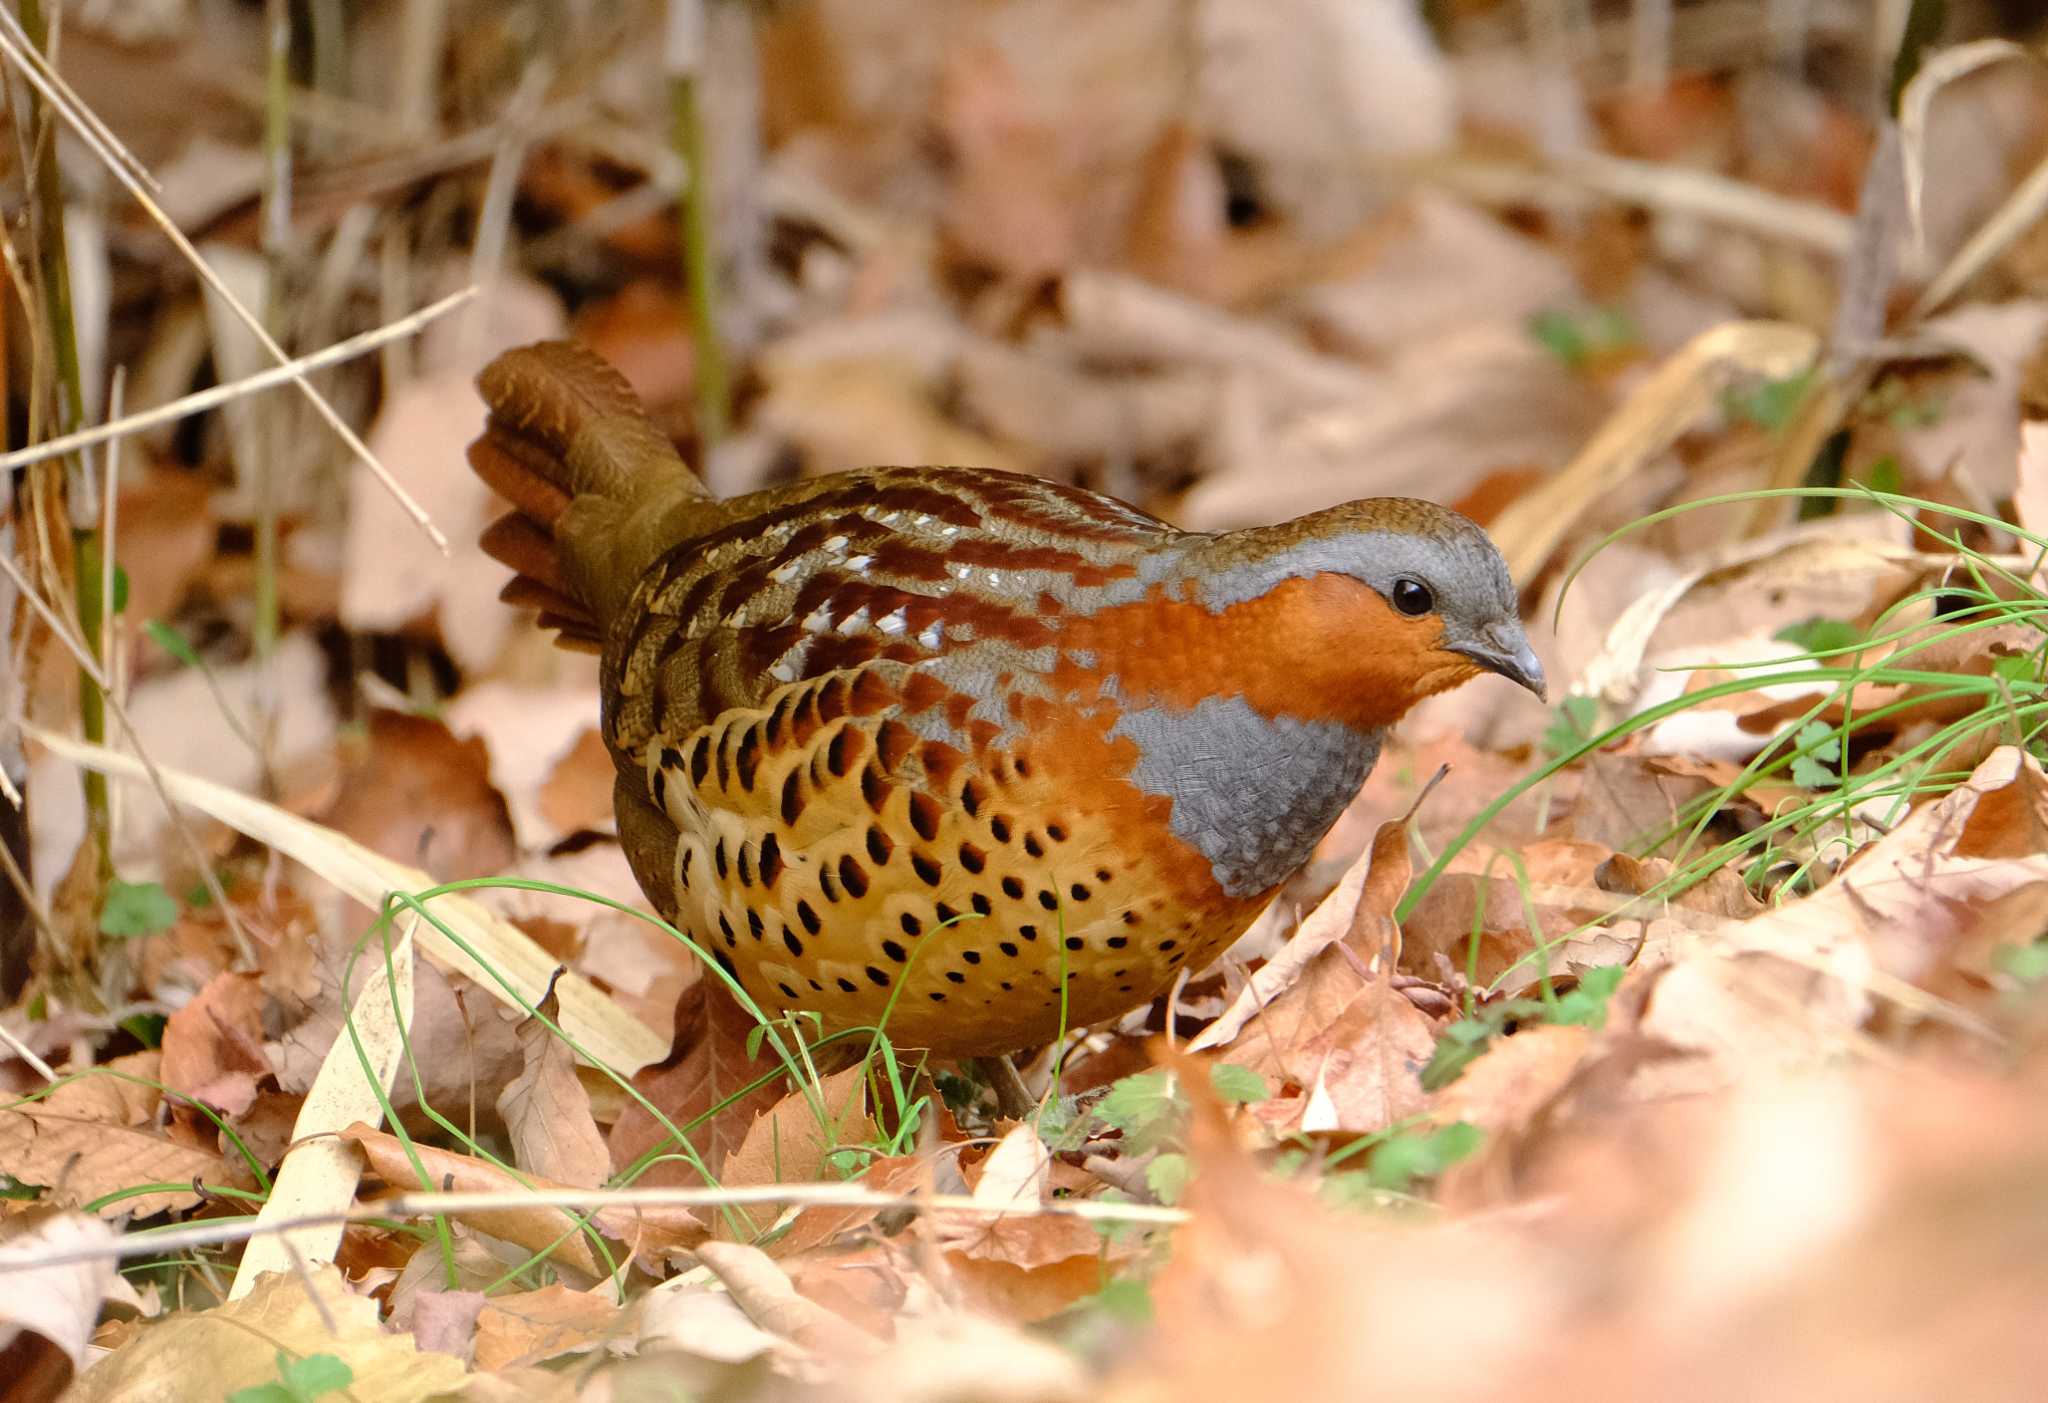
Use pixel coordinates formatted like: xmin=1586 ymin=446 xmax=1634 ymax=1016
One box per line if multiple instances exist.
xmin=1107 ymin=695 xmax=1382 ymax=897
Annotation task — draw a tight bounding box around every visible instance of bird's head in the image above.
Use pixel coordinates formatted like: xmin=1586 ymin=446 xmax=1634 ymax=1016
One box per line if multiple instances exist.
xmin=1190 ymin=498 xmax=1546 ymax=726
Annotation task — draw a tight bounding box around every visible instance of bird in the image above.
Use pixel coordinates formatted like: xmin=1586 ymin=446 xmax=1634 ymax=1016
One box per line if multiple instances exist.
xmin=468 ymin=340 xmax=1544 ymax=1059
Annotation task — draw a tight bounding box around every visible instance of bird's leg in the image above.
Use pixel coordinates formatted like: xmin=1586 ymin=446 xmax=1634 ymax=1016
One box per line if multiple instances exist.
xmin=970 ymin=1055 xmax=1039 ymax=1121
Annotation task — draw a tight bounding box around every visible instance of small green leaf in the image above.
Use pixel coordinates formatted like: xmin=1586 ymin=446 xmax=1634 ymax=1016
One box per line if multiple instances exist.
xmin=1998 ymin=941 xmax=2048 ymax=984
xmin=144 ymin=619 xmax=204 ymax=668
xmin=1208 ymin=1063 xmax=1269 ymax=1105
xmin=1087 ymin=1276 xmax=1154 ymax=1324
xmin=1420 ymin=1021 xmax=1494 ymax=1091
xmin=228 ymin=1351 xmax=354 ymax=1403
xmin=226 ymin=1385 xmax=294 ymax=1403
xmin=1789 ymin=720 xmax=1842 ymax=789
xmin=281 ymin=1354 xmax=353 ymax=1399
xmin=98 ymin=879 xmax=178 ymax=939
xmin=1551 ymin=965 xmax=1627 ymax=1028
xmin=1773 ymin=617 xmax=1864 ymax=655
xmin=111 ymin=564 xmax=130 ymax=615
xmin=1994 ymin=653 xmax=2043 ymax=687
xmin=1145 ymin=1152 xmax=1192 ymax=1205
xmin=1542 ymin=695 xmax=1600 ymax=759
xmin=1365 ymin=1121 xmax=1482 ymax=1193
xmin=1093 ymin=1069 xmax=1184 ymax=1154
xmin=117 ymin=1012 xmax=167 ymax=1048
xmin=1726 ymin=367 xmax=1816 ymax=430
xmin=1527 ymin=305 xmax=1638 ymax=370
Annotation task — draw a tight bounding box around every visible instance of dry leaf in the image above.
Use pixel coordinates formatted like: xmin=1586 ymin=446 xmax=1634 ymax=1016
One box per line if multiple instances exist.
xmin=497 ymin=987 xmax=613 ymax=1189
xmin=0 ymin=1210 xmax=130 ymax=1391
xmin=158 ymin=969 xmax=268 ymax=1123
xmin=472 ymin=1284 xmax=627 ymax=1371
xmin=66 ymin=1266 xmax=466 ymax=1403
xmin=718 ymin=1063 xmax=875 ymax=1238
xmin=0 ymin=1106 xmax=247 ymax=1218
xmin=342 ymin=1123 xmax=706 ymax=1274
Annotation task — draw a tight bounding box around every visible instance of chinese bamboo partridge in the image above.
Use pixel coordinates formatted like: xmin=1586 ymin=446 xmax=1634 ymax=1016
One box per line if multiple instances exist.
xmin=468 ymin=341 xmax=1544 ymax=1057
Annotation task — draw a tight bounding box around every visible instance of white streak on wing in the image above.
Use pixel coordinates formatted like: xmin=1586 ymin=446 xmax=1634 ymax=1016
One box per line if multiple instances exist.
xmin=835 ymin=606 xmax=870 ymax=635
xmin=917 ymin=621 xmax=943 ymax=649
xmin=877 ymin=608 xmax=908 ymax=635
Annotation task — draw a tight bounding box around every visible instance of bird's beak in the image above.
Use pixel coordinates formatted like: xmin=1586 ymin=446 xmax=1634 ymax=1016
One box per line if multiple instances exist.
xmin=1452 ymin=623 xmax=1547 ymax=701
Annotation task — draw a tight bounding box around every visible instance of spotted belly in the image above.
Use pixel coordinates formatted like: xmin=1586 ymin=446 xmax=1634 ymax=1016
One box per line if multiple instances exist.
xmin=637 ymin=671 xmax=1256 ymax=1057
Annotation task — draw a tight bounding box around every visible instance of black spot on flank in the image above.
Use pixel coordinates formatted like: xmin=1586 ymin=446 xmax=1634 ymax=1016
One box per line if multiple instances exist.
xmin=747 ymin=910 xmax=765 ymax=940
xmin=718 ymin=913 xmax=734 ymax=945
xmin=1118 ymin=984 xmax=1134 ymax=993
xmin=679 ymin=848 xmax=694 ymax=891
xmin=735 ymin=726 xmax=761 ymax=791
xmin=1000 ymin=942 xmax=1020 ymax=957
xmin=1069 ymin=883 xmax=1091 ymax=901
xmin=826 ymin=727 xmax=854 ymax=777
xmin=1107 ymin=936 xmax=1128 ymax=949
xmin=838 ymin=855 xmax=870 ymax=898
xmin=1047 ymin=822 xmax=1067 ymax=842
xmin=900 ymin=912 xmax=923 ymax=936
xmin=958 ymin=842 xmax=987 ymax=874
xmin=1114 ymin=968 xmax=1127 ymax=977
xmin=758 ymin=833 xmax=784 ymax=886
xmin=1001 ymin=876 xmax=1025 ymax=900
xmin=713 ymin=838 xmax=729 ymax=880
xmin=883 ymin=939 xmax=908 ymax=963
xmin=935 ymin=902 xmax=961 ymax=925
xmin=911 ymin=852 xmax=942 ymax=886
xmin=861 ymin=763 xmax=890 ymax=813
xmin=713 ymin=950 xmax=738 ymax=982
xmin=778 ymin=982 xmax=798 ymax=999
xmin=780 ymin=770 xmax=804 ymax=825
xmin=652 ymin=770 xmax=668 ymax=807
xmin=971 ymin=893 xmax=993 ymax=917
xmin=946 ymin=971 xmax=966 ymax=984
xmin=1001 ymin=980 xmax=1014 ymax=991
xmin=1096 ymin=868 xmax=1112 ymax=883
xmin=838 ymin=977 xmax=858 ymax=993
xmin=1019 ymin=924 xmax=1038 ymax=940
xmin=766 ymin=692 xmax=795 ymax=744
xmin=1015 ymin=755 xmax=1033 ymax=778
xmin=990 ymin=815 xmax=1013 ymax=843
xmin=961 ymin=778 xmax=986 ymax=817
xmin=736 ymin=844 xmax=754 ymax=887
xmin=690 ymin=735 xmax=711 ymax=786
xmin=1037 ymin=889 xmax=1059 ymax=910
xmin=797 ymin=900 xmax=822 ymax=936
xmin=1159 ymin=939 xmax=1178 ymax=951
xmin=963 ymin=950 xmax=982 ymax=964
xmin=1121 ymin=910 xmax=1140 ymax=926
xmin=866 ymin=966 xmax=891 ymax=988
xmin=819 ymin=863 xmax=841 ymax=902
xmin=808 ymin=978 xmax=823 ymax=992
xmin=1023 ymin=833 xmax=1045 ymax=859
xmin=929 ymin=992 xmax=946 ymax=1002
xmin=1065 ymin=936 xmax=1084 ymax=951
xmin=660 ymin=745 xmax=685 ymax=774
xmin=908 ymin=791 xmax=941 ymax=842
xmin=783 ymin=927 xmax=804 ymax=958
xmin=866 ymin=826 xmax=893 ymax=864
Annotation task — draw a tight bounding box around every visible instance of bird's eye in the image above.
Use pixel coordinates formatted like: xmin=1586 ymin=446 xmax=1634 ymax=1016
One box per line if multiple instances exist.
xmin=1391 ymin=578 xmax=1435 ymax=617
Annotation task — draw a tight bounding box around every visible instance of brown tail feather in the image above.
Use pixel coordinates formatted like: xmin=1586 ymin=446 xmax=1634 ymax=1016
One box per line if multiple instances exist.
xmin=468 ymin=341 xmax=713 ymax=651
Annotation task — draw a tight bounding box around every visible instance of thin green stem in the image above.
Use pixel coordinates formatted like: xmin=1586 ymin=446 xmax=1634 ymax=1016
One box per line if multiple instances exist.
xmin=668 ymin=6 xmax=729 ymax=450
